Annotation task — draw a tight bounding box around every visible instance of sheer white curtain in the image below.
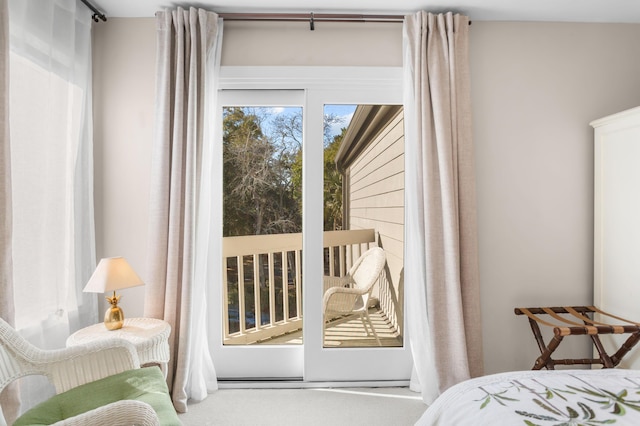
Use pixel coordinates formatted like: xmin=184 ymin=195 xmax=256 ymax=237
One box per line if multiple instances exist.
xmin=404 ymin=11 xmax=483 ymax=405
xmin=0 ymin=0 xmax=12 ymax=327
xmin=5 ymin=0 xmax=97 ymax=416
xmin=0 ymin=1 xmax=19 ymax=424
xmin=145 ymin=7 xmax=221 ymax=412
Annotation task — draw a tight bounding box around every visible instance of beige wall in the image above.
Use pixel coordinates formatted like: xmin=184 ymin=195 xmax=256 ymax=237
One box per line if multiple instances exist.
xmin=93 ymin=18 xmax=156 ymax=318
xmin=221 ymin=21 xmax=402 ymax=66
xmin=471 ymin=22 xmax=640 ymax=374
xmin=93 ymin=18 xmax=640 ymax=374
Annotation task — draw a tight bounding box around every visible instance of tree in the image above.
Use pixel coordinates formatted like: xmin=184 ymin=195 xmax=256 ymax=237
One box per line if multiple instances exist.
xmin=223 ymin=107 xmax=347 ymax=237
xmin=323 ymin=128 xmax=346 ymax=231
xmin=288 ymin=112 xmax=347 ymax=232
xmin=223 ymin=107 xmax=302 ymax=237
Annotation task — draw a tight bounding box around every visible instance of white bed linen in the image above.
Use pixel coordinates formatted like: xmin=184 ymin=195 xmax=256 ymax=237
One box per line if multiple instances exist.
xmin=417 ymin=369 xmax=640 ymax=425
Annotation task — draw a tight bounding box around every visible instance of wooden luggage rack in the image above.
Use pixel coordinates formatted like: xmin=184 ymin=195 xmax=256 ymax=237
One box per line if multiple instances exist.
xmin=515 ymin=306 xmax=640 ymax=370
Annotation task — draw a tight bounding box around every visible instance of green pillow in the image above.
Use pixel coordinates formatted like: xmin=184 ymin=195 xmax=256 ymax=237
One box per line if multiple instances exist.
xmin=15 ymin=366 xmax=181 ymax=425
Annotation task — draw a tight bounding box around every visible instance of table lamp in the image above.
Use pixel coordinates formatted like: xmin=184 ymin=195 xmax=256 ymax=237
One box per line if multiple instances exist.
xmin=83 ymin=257 xmax=144 ymax=330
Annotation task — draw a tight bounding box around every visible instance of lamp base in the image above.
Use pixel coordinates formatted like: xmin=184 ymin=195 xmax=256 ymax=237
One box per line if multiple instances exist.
xmin=104 ymin=305 xmax=124 ymax=330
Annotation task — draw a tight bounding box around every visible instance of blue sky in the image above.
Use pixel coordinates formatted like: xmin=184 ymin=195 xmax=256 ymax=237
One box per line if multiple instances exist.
xmin=235 ymin=104 xmax=356 ymax=144
xmin=324 ymin=104 xmax=356 ymax=139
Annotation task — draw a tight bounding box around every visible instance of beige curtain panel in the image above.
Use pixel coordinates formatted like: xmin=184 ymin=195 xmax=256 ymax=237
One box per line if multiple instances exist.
xmin=404 ymin=11 xmax=483 ymax=404
xmin=145 ymin=7 xmax=220 ymax=412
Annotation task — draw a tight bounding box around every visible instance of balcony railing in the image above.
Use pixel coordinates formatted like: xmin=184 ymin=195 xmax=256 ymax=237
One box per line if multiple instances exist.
xmin=222 ymin=229 xmax=377 ymax=345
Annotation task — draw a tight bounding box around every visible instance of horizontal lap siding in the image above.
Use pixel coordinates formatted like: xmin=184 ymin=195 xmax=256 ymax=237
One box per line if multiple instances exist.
xmin=351 ymin=161 xmax=404 ymax=196
xmin=348 ymin=111 xmax=404 ymax=333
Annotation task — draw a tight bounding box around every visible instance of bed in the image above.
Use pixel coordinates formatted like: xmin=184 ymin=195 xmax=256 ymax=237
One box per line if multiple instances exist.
xmin=416 ymin=369 xmax=640 ymax=425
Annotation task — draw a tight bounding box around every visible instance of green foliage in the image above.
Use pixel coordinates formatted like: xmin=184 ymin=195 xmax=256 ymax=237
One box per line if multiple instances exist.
xmin=323 ymin=129 xmax=346 ymax=231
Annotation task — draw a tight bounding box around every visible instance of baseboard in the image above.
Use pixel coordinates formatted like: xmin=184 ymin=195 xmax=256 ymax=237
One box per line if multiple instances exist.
xmin=217 ymin=379 xmax=411 ymax=389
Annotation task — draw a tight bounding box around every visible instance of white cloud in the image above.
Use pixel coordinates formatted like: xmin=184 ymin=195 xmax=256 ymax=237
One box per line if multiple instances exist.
xmin=328 ymin=112 xmax=354 ymax=138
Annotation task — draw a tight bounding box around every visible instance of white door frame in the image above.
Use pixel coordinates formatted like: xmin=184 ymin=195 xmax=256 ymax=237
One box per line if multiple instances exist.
xmin=211 ymin=88 xmax=305 ymax=379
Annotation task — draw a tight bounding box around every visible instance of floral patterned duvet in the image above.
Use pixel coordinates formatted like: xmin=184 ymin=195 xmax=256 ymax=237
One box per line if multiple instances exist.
xmin=416 ymin=369 xmax=640 ymax=425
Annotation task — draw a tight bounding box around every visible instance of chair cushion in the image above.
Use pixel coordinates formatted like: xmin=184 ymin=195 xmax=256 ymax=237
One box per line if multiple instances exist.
xmin=14 ymin=366 xmax=180 ymax=425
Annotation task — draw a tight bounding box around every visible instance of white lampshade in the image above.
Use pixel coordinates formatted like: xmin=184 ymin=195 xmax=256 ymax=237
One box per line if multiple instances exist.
xmin=83 ymin=257 xmax=144 ymax=293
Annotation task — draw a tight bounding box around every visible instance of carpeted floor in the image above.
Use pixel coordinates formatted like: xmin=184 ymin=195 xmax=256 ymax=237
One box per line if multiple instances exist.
xmin=178 ymin=387 xmax=427 ymax=425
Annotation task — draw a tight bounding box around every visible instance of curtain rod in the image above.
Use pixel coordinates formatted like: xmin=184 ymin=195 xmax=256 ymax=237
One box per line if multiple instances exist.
xmin=219 ymin=13 xmax=404 ymax=30
xmin=218 ymin=13 xmax=470 ymax=30
xmin=80 ymin=0 xmax=107 ymax=22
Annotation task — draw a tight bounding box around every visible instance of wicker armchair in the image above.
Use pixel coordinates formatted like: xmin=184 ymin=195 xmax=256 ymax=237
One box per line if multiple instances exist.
xmin=323 ymin=247 xmax=386 ymax=346
xmin=0 ymin=318 xmax=178 ymax=425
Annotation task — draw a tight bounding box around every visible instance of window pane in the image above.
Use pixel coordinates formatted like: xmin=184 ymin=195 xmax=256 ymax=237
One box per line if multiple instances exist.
xmin=322 ymin=104 xmax=405 ymax=349
xmin=222 ymin=106 xmax=303 ymax=345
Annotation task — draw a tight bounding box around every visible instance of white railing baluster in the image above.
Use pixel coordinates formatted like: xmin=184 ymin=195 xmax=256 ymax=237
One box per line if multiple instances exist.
xmin=283 ymin=251 xmax=290 ymax=321
xmin=328 ymin=246 xmax=335 ymax=276
xmin=253 ymin=253 xmax=261 ymax=330
xmin=223 ymin=258 xmax=230 ymax=338
xmin=279 ymin=251 xmax=286 ymax=322
xmin=339 ymin=245 xmax=346 ymax=277
xmin=295 ymin=249 xmax=302 ymax=319
xmin=238 ymin=255 xmax=246 ymax=335
xmin=268 ymin=252 xmax=275 ymax=327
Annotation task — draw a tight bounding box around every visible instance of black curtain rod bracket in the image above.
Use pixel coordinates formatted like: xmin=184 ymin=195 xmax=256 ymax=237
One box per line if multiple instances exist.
xmin=80 ymin=0 xmax=107 ymax=22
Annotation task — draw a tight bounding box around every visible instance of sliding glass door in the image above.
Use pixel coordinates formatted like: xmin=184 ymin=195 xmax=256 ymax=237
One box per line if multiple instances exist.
xmin=210 ymin=68 xmax=412 ymax=383
xmin=304 ymin=88 xmax=410 ymax=382
xmin=212 ymin=90 xmax=305 ymax=379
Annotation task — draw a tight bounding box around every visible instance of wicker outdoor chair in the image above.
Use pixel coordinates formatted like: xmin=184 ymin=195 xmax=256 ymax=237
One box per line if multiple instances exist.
xmin=323 ymin=246 xmax=386 ymax=346
xmin=0 ymin=317 xmax=180 ymax=425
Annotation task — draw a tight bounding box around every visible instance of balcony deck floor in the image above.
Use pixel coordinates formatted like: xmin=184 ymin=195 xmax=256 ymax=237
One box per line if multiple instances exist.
xmin=256 ymin=308 xmax=403 ymax=348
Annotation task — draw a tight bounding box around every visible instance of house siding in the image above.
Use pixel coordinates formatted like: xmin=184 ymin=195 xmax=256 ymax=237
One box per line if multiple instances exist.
xmin=347 ymin=110 xmax=404 ymax=333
